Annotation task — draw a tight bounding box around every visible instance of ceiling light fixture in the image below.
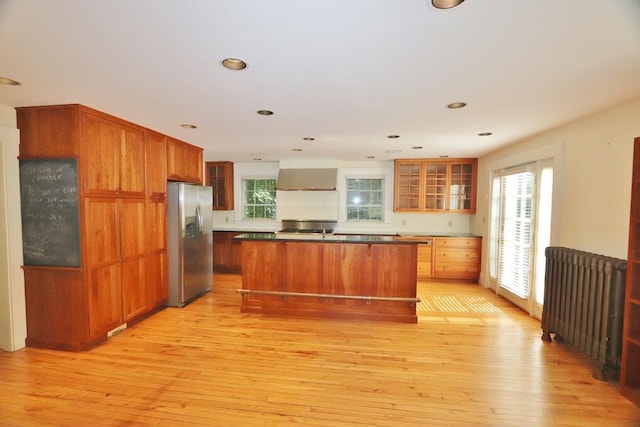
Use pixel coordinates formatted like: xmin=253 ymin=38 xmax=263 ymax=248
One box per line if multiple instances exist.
xmin=432 ymin=0 xmax=465 ymax=10
xmin=447 ymin=102 xmax=467 ymax=109
xmin=257 ymin=110 xmax=273 ymax=116
xmin=221 ymin=58 xmax=247 ymax=70
xmin=478 ymin=132 xmax=493 ymax=136
xmin=412 ymin=146 xmax=423 ymax=150
xmin=292 ymin=148 xmax=303 ymax=152
xmin=180 ymin=124 xmax=197 ymax=129
xmin=387 ymin=135 xmax=400 ymax=139
xmin=439 ymin=155 xmax=450 ymax=158
xmin=303 ymin=137 xmax=315 ymax=141
xmin=366 ymin=156 xmax=375 ymax=159
xmin=0 ymin=76 xmax=22 ymax=86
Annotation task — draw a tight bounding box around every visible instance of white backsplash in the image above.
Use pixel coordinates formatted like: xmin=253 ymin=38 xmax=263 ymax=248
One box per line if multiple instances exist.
xmin=276 ymin=191 xmax=339 ymax=220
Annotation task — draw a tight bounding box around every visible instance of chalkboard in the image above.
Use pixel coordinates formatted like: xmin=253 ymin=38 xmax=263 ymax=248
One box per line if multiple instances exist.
xmin=19 ymin=158 xmax=81 ymax=267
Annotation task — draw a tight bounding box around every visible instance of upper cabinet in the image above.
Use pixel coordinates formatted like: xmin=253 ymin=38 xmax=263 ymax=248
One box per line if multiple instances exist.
xmin=167 ymin=137 xmax=203 ymax=184
xmin=205 ymin=161 xmax=234 ymax=210
xmin=145 ymin=131 xmax=167 ymax=198
xmin=394 ymin=158 xmax=477 ymax=213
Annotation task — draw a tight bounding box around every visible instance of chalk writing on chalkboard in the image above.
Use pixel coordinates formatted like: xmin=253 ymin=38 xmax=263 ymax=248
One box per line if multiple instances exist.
xmin=19 ymin=158 xmax=81 ymax=267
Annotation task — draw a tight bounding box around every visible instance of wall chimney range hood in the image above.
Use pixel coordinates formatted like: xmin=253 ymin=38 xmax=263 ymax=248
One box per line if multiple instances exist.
xmin=276 ymin=168 xmax=337 ymax=191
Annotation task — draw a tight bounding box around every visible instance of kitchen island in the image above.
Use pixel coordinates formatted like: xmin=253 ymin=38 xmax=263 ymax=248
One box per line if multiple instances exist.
xmin=234 ymin=233 xmax=425 ymax=323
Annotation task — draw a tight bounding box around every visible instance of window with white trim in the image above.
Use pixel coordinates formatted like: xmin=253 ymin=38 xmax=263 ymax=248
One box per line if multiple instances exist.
xmin=242 ymin=178 xmax=276 ymax=220
xmin=346 ymin=178 xmax=384 ymax=221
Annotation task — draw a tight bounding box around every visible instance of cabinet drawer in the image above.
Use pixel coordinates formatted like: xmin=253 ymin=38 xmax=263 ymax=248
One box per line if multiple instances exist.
xmin=434 ymin=237 xmax=480 ymax=248
xmin=417 ymin=261 xmax=432 ymax=277
xmin=435 ymin=248 xmax=479 ymax=263
xmin=433 ymin=263 xmax=479 ymax=278
xmin=417 ymin=244 xmax=432 ymax=261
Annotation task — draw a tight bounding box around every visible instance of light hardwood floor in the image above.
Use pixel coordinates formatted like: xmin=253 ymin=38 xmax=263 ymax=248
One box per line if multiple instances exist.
xmin=1 ymin=274 xmax=639 ymax=426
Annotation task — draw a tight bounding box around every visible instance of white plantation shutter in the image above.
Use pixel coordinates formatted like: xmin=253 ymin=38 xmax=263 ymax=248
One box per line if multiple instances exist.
xmin=497 ymin=171 xmax=534 ymax=299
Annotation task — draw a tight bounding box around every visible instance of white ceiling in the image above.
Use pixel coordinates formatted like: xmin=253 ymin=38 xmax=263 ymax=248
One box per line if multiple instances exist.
xmin=1 ymin=0 xmax=640 ymax=163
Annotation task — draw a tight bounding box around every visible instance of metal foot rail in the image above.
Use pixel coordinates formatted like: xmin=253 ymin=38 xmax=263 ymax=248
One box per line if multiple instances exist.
xmin=236 ymin=288 xmax=421 ymax=303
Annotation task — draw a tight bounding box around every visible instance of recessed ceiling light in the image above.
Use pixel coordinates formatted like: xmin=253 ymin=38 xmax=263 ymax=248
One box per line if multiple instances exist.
xmin=412 ymin=146 xmax=423 ymax=150
xmin=253 ymin=157 xmax=263 ymax=161
xmin=439 ymin=155 xmax=450 ymax=158
xmin=180 ymin=124 xmax=197 ymax=129
xmin=257 ymin=110 xmax=273 ymax=116
xmin=303 ymin=137 xmax=315 ymax=141
xmin=478 ymin=132 xmax=493 ymax=136
xmin=432 ymin=0 xmax=465 ymax=10
xmin=292 ymin=148 xmax=303 ymax=152
xmin=386 ymin=149 xmax=402 ymax=154
xmin=366 ymin=156 xmax=375 ymax=159
xmin=221 ymin=58 xmax=247 ymax=70
xmin=447 ymin=102 xmax=467 ymax=109
xmin=0 ymin=76 xmax=21 ymax=86
xmin=387 ymin=135 xmax=400 ymax=139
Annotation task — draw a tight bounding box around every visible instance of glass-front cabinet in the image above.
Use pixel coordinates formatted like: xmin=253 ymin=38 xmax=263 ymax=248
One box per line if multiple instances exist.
xmin=394 ymin=158 xmax=477 ymax=213
xmin=205 ymin=161 xmax=234 ymax=210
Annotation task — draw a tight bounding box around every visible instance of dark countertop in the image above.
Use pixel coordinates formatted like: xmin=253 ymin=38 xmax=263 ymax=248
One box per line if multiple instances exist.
xmin=234 ymin=232 xmax=434 ymax=244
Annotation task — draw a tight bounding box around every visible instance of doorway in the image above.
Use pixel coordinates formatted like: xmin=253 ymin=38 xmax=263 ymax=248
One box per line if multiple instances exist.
xmin=488 ymin=160 xmax=553 ymax=318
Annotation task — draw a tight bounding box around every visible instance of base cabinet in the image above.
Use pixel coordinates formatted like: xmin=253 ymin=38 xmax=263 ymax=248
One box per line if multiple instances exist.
xmin=240 ymin=240 xmax=418 ymax=323
xmin=213 ymin=231 xmax=243 ymax=273
xmin=432 ymin=237 xmax=481 ymax=281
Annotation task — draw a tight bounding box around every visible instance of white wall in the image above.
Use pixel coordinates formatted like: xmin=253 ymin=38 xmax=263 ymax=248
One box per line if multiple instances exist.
xmin=0 ymin=104 xmax=26 ymax=351
xmin=474 ymin=96 xmax=640 ymax=286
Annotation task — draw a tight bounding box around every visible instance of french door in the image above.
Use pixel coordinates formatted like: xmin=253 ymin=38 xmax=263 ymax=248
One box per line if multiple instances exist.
xmin=489 ymin=161 xmax=553 ymax=318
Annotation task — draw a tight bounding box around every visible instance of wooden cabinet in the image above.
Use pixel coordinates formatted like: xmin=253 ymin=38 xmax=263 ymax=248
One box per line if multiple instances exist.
xmin=394 ymin=158 xmax=477 ymax=213
xmin=205 ymin=161 xmax=234 ymax=210
xmin=213 ymin=231 xmax=243 ymax=273
xmin=417 ymin=243 xmax=432 ymax=279
xmin=145 ymin=131 xmax=167 ymax=197
xmin=432 ymin=237 xmax=481 ymax=281
xmin=621 ymin=136 xmax=640 ymax=406
xmin=16 ymin=104 xmax=190 ymax=351
xmin=82 ymin=112 xmax=146 ymax=196
xmin=241 ymin=239 xmax=418 ymax=322
xmin=167 ymin=137 xmax=203 ymax=184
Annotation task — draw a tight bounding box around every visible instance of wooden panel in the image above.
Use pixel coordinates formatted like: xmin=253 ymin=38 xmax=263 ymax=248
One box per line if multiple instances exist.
xmin=119 ymin=125 xmax=146 ymax=195
xmin=17 ymin=105 xmax=81 ymax=157
xmin=145 ymin=131 xmax=167 ymax=197
xmin=88 ymin=263 xmax=123 ymax=336
xmin=23 ymin=268 xmax=87 ymax=348
xmin=167 ymin=138 xmax=203 ymax=184
xmin=81 ymin=112 xmax=119 ymax=194
xmin=84 ymin=198 xmax=118 ymax=266
xmin=146 ymin=250 xmax=167 ymax=308
xmin=119 ymin=198 xmax=147 ymax=320
xmin=417 ymin=244 xmax=432 ymax=278
xmin=240 ymin=240 xmax=417 ymax=322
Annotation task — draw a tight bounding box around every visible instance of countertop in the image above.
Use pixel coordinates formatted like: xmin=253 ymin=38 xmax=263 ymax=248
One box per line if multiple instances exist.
xmin=232 ymin=232 xmax=480 ymax=244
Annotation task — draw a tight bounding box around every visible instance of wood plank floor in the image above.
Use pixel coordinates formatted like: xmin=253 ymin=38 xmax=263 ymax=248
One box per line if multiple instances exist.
xmin=1 ymin=274 xmax=639 ymax=426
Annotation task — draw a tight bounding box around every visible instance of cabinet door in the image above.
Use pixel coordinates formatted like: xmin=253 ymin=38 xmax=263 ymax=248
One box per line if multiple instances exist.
xmin=206 ymin=161 xmax=234 ymax=210
xmin=449 ymin=161 xmax=476 ymax=212
xmin=146 ymin=199 xmax=167 ymax=307
xmin=119 ymin=125 xmax=146 ymax=196
xmin=82 ymin=113 xmax=119 ymax=194
xmin=424 ymin=162 xmax=448 ymax=211
xmin=146 ymin=131 xmax=167 ymax=197
xmin=417 ymin=244 xmax=432 ymax=278
xmin=84 ymin=198 xmax=122 ymax=335
xmin=167 ymin=138 xmax=203 ymax=183
xmin=394 ymin=161 xmax=422 ymax=211
xmin=119 ymin=198 xmax=147 ymax=320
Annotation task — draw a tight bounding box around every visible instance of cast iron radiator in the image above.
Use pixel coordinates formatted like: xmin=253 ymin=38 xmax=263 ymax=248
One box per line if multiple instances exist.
xmin=541 ymin=246 xmax=626 ymax=379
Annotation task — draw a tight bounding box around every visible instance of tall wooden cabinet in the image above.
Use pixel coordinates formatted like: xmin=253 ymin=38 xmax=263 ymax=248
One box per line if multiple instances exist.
xmin=621 ymin=136 xmax=640 ymax=405
xmin=16 ymin=104 xmax=194 ymax=351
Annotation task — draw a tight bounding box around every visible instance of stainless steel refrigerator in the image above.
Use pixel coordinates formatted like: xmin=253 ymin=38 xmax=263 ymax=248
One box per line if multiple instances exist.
xmin=167 ymin=182 xmax=213 ymax=307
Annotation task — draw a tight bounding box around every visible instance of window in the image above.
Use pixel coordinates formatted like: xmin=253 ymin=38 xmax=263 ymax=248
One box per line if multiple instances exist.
xmin=346 ymin=178 xmax=384 ymax=221
xmin=242 ymin=178 xmax=276 ymax=220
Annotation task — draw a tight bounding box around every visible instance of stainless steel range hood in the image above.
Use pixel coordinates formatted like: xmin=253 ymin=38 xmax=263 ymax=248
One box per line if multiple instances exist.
xmin=276 ymin=168 xmax=337 ymax=191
